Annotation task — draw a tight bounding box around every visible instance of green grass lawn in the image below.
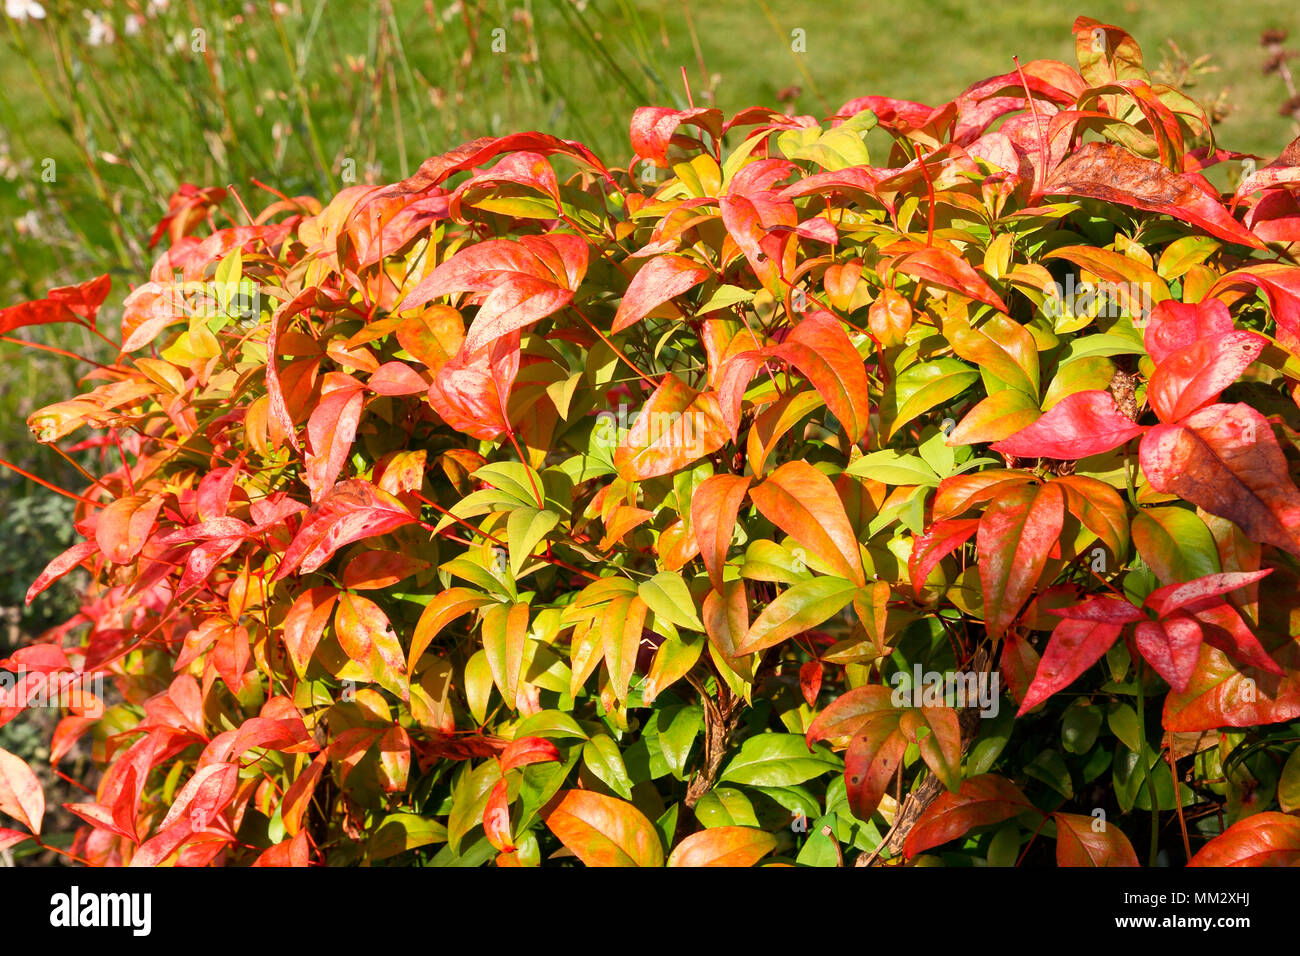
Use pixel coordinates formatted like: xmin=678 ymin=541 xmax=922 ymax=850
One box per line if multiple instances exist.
xmin=2 ymin=1 xmax=1296 ymax=300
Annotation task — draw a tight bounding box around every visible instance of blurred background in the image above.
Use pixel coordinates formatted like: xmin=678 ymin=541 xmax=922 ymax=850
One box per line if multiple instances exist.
xmin=1 ymin=0 xmax=1297 ymax=645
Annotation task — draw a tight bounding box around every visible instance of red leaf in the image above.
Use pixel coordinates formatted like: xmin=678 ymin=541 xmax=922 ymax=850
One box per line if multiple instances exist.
xmin=1143 ymin=298 xmax=1234 ymax=365
xmin=451 ymin=151 xmax=561 ymax=210
xmin=1139 ymin=403 xmax=1300 ymax=556
xmin=130 ymin=821 xmax=195 ymax=867
xmin=26 ymin=539 xmax=98 ymax=605
xmin=211 ymin=624 xmax=251 ymax=693
xmin=806 ymin=685 xmax=896 ymax=746
xmin=842 ymin=714 xmax=910 ymax=821
xmin=0 ymin=748 xmax=44 ymax=835
xmin=368 ymin=361 xmax=428 ymax=396
xmin=396 ymin=234 xmax=588 ymax=353
xmin=909 ymin=518 xmax=979 ymax=595
xmin=770 ymin=311 xmax=871 ymax=443
xmin=749 ymin=461 xmax=866 ymax=586
xmin=1210 ymin=264 xmax=1300 ymax=349
xmin=991 ymin=390 xmax=1146 ymax=461
xmin=1042 ymin=142 xmax=1264 ymax=249
xmin=904 ymin=774 xmax=1035 ymax=859
xmin=1134 ymin=615 xmax=1203 ymax=693
xmin=932 ymin=470 xmax=1032 ymax=520
xmin=499 ymin=736 xmax=561 ymax=774
xmin=226 ymin=715 xmax=316 ymax=760
xmin=892 ymin=247 xmax=1009 ymax=313
xmin=690 ymin=474 xmax=751 ymax=593
xmin=251 ymin=829 xmax=311 ymax=867
xmin=95 ymin=495 xmax=165 ymax=565
xmin=335 ymin=593 xmax=408 ymax=698
xmin=426 ymin=332 xmax=520 ymax=441
xmin=274 ymin=480 xmax=417 ymax=580
xmin=0 ymin=828 xmax=30 ymax=852
xmin=0 ymin=274 xmax=111 ymax=335
xmin=281 ymin=587 xmax=339 ymax=675
xmin=1048 ymin=597 xmax=1142 ymax=626
xmin=1144 ymin=570 xmax=1273 ymax=619
xmin=978 ymin=482 xmax=1065 ymax=638
xmin=304 ymin=374 xmax=365 ymax=501
xmin=158 ymin=763 xmax=238 ymax=831
xmin=1053 ymin=812 xmax=1139 ymax=866
xmin=1188 ymin=812 xmax=1300 ymax=866
xmin=1193 ymin=602 xmax=1285 ymax=677
xmin=1147 ymin=332 xmax=1266 ymax=423
xmin=613 ymin=255 xmax=711 ymax=332
xmin=1018 ymin=616 xmax=1124 ymax=715
xmin=281 ymin=753 xmax=327 ymax=836
xmin=377 ymin=725 xmax=411 ymax=792
xmin=387 ymin=132 xmax=610 ymax=195
xmin=483 ymin=778 xmax=514 ymax=852
xmin=341 ymin=551 xmax=429 ymax=591
xmin=799 ymin=660 xmax=823 ymax=708
xmin=630 ymin=106 xmax=723 ymax=167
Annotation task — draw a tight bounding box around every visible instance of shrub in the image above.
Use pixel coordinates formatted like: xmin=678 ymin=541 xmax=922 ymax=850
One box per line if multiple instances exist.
xmin=4 ymin=16 xmax=1300 ymax=867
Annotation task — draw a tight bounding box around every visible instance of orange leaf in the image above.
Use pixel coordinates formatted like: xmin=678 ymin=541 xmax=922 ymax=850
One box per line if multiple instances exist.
xmin=690 ymin=474 xmax=751 ymax=593
xmin=540 ymin=790 xmax=664 ymax=867
xmin=1053 ymin=812 xmax=1138 ymax=866
xmin=667 ymin=826 xmax=778 ymax=867
xmin=749 ymin=461 xmax=865 ymax=586
xmin=0 ymin=748 xmax=44 ymax=835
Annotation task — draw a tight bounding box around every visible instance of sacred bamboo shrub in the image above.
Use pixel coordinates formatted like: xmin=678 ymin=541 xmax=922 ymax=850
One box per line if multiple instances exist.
xmin=5 ymin=16 xmax=1300 ymax=867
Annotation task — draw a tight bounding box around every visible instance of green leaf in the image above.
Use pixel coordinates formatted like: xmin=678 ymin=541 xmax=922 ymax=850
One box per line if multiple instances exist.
xmin=639 ymin=571 xmax=704 ymax=631
xmin=1278 ymin=748 xmax=1300 ymax=813
xmin=696 ymin=285 xmax=755 ymax=315
xmin=847 ymin=449 xmax=941 ymax=486
xmin=1061 ymin=701 xmax=1104 ymax=754
xmin=473 ymin=461 xmax=545 ymax=508
xmin=1131 ymin=507 xmax=1220 ymax=586
xmin=368 ymin=812 xmax=447 ymax=861
xmin=1107 ymin=702 xmax=1142 ymax=752
xmin=512 ymin=710 xmax=589 ymax=741
xmin=583 ymin=734 xmax=635 ymax=799
xmin=693 ymin=787 xmax=760 ymax=828
xmin=507 ymin=507 xmax=560 ymax=577
xmin=887 ymin=359 xmax=979 ymax=440
xmin=719 ymin=733 xmax=842 ymax=787
xmin=447 ymin=759 xmax=502 ymax=854
xmin=654 ymin=705 xmax=703 ymax=780
xmin=737 ymin=576 xmax=858 ymax=655
xmin=795 ymin=813 xmax=843 ymax=867
xmin=987 ymin=821 xmax=1020 ymax=867
xmin=1024 ymin=749 xmax=1073 ymax=799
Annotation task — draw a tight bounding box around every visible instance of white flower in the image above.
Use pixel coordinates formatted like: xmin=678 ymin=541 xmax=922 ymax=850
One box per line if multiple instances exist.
xmin=15 ymin=210 xmax=41 ymax=238
xmin=83 ymin=10 xmax=116 ymax=46
xmin=146 ymin=0 xmax=169 ymax=16
xmin=5 ymin=0 xmax=46 ymax=21
xmin=124 ymin=12 xmax=142 ymax=36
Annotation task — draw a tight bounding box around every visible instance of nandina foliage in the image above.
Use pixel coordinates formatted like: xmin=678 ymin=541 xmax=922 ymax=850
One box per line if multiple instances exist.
xmin=6 ymin=17 xmax=1300 ymax=867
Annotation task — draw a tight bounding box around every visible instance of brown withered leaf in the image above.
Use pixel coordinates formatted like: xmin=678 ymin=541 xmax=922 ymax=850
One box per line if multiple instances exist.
xmin=1042 ymin=142 xmax=1264 ymax=248
xmin=1281 ymin=133 xmax=1300 ymax=168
